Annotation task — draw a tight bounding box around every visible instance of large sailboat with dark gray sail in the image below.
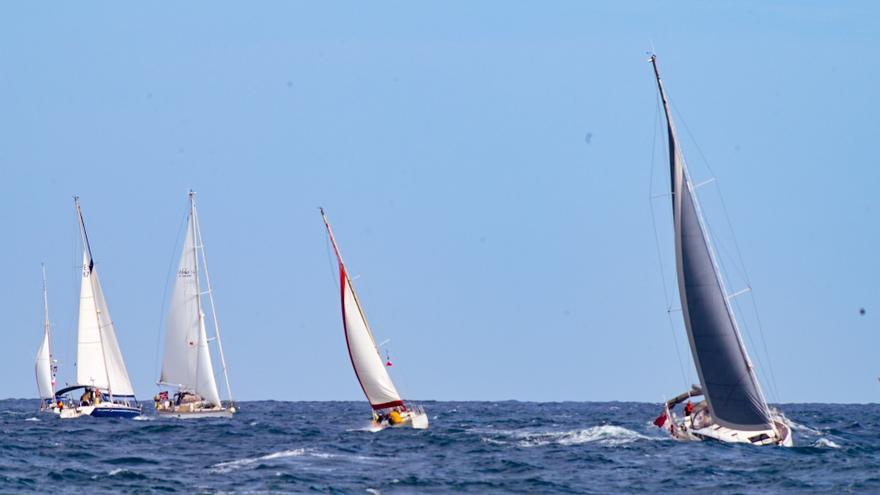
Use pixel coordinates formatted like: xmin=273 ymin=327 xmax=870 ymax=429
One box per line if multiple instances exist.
xmin=648 ymin=55 xmax=792 ymax=446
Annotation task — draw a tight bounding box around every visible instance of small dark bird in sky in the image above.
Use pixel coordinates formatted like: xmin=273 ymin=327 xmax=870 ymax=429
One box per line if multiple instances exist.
xmin=584 ymin=132 xmax=593 ymax=144
xmin=859 ymin=308 xmax=866 ymax=315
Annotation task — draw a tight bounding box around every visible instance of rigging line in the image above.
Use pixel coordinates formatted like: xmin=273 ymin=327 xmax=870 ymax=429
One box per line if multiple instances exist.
xmin=154 ymin=200 xmax=190 ymax=386
xmin=648 ymin=87 xmax=691 ymax=391
xmin=324 ymin=227 xmax=340 ymax=293
xmin=669 ymin=100 xmax=782 ymax=403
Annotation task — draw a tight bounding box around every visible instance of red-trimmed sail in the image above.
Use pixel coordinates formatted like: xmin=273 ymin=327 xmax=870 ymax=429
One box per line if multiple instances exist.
xmin=322 ymin=210 xmax=405 ymax=411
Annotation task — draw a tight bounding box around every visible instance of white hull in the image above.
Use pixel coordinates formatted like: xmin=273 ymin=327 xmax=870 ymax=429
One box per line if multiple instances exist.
xmin=663 ymin=408 xmax=792 ymax=447
xmin=372 ymin=407 xmax=429 ymax=430
xmin=157 ymin=404 xmax=236 ymax=419
xmin=58 ymin=402 xmax=141 ymax=419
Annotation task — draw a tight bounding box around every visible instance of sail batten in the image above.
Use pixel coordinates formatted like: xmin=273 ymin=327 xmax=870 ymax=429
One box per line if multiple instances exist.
xmin=652 ymin=56 xmax=771 ymax=431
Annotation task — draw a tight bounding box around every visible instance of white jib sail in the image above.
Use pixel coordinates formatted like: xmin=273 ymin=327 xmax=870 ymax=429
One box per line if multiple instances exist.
xmin=76 ymin=252 xmax=136 ymax=397
xmin=159 ymin=213 xmax=221 ymax=407
xmin=35 ymin=331 xmax=54 ymax=400
xmin=341 ymin=273 xmax=403 ymax=409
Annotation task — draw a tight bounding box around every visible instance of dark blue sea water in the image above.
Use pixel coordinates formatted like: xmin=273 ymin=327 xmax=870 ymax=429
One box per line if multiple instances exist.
xmin=1 ymin=400 xmax=878 ymax=493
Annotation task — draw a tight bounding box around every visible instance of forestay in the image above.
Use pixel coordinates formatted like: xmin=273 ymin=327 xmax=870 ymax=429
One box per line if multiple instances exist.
xmin=159 ymin=210 xmax=222 ymax=407
xmin=652 ymin=56 xmax=772 ymax=431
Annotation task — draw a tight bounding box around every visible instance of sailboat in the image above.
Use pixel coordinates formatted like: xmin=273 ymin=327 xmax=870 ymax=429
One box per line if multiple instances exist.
xmin=320 ymin=208 xmax=428 ymax=430
xmin=35 ymin=264 xmax=58 ymax=412
xmin=52 ymin=197 xmax=142 ymax=419
xmin=648 ymin=55 xmax=791 ymax=446
xmin=155 ymin=191 xmax=236 ymax=418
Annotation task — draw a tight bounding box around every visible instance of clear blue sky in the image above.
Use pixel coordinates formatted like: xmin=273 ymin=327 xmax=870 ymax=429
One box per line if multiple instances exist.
xmin=1 ymin=2 xmax=877 ymax=403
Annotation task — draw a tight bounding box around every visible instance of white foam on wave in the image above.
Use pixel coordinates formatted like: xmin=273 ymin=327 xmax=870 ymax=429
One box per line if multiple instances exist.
xmin=210 ymin=448 xmax=308 ymax=473
xmin=210 ymin=447 xmax=384 ymax=473
xmin=346 ymin=423 xmax=387 ymax=433
xmin=478 ymin=425 xmax=655 ymax=448
xmin=25 ymin=417 xmax=40 ymax=422
xmin=133 ymin=415 xmax=154 ymax=421
xmin=813 ymin=437 xmax=841 ymax=449
xmin=786 ymin=418 xmax=821 ymax=436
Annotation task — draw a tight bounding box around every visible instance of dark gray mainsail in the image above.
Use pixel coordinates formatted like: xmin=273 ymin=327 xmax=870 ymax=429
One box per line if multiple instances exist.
xmin=651 ymin=55 xmax=772 ymax=432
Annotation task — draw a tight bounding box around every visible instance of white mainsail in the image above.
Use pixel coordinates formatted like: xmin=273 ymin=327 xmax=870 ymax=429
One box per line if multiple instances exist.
xmin=75 ymin=199 xmax=136 ymax=397
xmin=159 ymin=202 xmax=222 ymax=407
xmin=322 ymin=209 xmax=404 ymax=410
xmin=35 ymin=265 xmax=55 ymax=400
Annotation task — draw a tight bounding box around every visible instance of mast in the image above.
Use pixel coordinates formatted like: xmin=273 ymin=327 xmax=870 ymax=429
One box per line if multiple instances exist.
xmin=41 ymin=263 xmax=51 ymax=375
xmin=38 ymin=263 xmax=55 ymax=402
xmin=650 ymin=55 xmax=772 ymax=429
xmin=192 ymin=192 xmax=234 ymax=405
xmin=189 ymin=191 xmax=206 ymax=397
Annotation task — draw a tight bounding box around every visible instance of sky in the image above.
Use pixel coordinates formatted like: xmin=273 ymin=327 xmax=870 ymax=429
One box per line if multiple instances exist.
xmin=1 ymin=2 xmax=877 ymax=403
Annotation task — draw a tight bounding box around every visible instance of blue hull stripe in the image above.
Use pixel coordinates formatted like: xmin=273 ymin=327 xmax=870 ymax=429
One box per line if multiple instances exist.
xmin=89 ymin=407 xmax=141 ymax=419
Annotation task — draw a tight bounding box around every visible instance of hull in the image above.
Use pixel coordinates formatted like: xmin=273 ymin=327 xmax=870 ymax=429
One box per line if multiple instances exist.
xmin=59 ymin=402 xmax=141 ymax=419
xmin=372 ymin=407 xmax=429 ymax=430
xmin=157 ymin=405 xmax=235 ymax=419
xmin=661 ymin=406 xmax=792 ymax=447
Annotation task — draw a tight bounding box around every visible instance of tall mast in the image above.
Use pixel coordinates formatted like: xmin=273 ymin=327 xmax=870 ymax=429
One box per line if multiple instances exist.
xmin=320 ymin=207 xmax=346 ymax=268
xmin=41 ymin=263 xmax=51 ymax=362
xmin=189 ymin=191 xmax=206 ymax=396
xmin=41 ymin=263 xmax=54 ymax=401
xmin=320 ymin=208 xmax=372 ymax=329
xmin=650 ymin=54 xmax=771 ymax=421
xmin=74 ymin=197 xmax=113 ymax=396
xmin=192 ymin=191 xmax=234 ymax=405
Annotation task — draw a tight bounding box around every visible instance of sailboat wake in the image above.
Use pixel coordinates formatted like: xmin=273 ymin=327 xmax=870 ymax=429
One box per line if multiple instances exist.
xmin=476 ymin=425 xmax=657 ymax=448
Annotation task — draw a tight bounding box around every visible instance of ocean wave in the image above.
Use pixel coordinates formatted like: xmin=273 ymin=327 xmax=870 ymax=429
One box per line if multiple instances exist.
xmin=478 ymin=425 xmax=656 ymax=448
xmin=25 ymin=417 xmax=39 ymax=422
xmin=132 ymin=415 xmax=154 ymax=421
xmin=813 ymin=437 xmax=841 ymax=449
xmin=210 ymin=448 xmax=309 ymax=473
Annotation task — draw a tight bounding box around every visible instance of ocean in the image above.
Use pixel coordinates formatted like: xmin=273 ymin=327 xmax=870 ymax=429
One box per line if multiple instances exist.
xmin=1 ymin=400 xmax=877 ymax=493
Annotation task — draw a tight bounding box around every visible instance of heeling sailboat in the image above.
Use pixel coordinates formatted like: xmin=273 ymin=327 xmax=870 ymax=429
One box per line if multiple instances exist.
xmin=54 ymin=197 xmax=141 ymax=419
xmin=35 ymin=264 xmax=58 ymax=412
xmin=649 ymin=55 xmax=791 ymax=446
xmin=320 ymin=208 xmax=428 ymax=430
xmin=156 ymin=191 xmax=235 ymax=418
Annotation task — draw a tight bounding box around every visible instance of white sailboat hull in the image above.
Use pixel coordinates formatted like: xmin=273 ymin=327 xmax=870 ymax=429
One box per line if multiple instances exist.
xmin=156 ymin=402 xmax=236 ymax=419
xmin=663 ymin=408 xmax=792 ymax=447
xmin=58 ymin=402 xmax=142 ymax=420
xmin=371 ymin=407 xmax=429 ymax=431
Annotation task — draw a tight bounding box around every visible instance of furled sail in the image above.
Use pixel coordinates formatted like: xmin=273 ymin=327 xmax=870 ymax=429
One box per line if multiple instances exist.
xmin=322 ymin=210 xmax=404 ymax=410
xmin=652 ymin=56 xmax=771 ymax=431
xmin=75 ymin=200 xmax=136 ymax=397
xmin=159 ymin=210 xmax=222 ymax=407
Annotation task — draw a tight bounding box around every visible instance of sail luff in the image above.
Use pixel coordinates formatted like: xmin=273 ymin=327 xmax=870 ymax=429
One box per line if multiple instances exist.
xmin=651 ymin=55 xmax=771 ymax=431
